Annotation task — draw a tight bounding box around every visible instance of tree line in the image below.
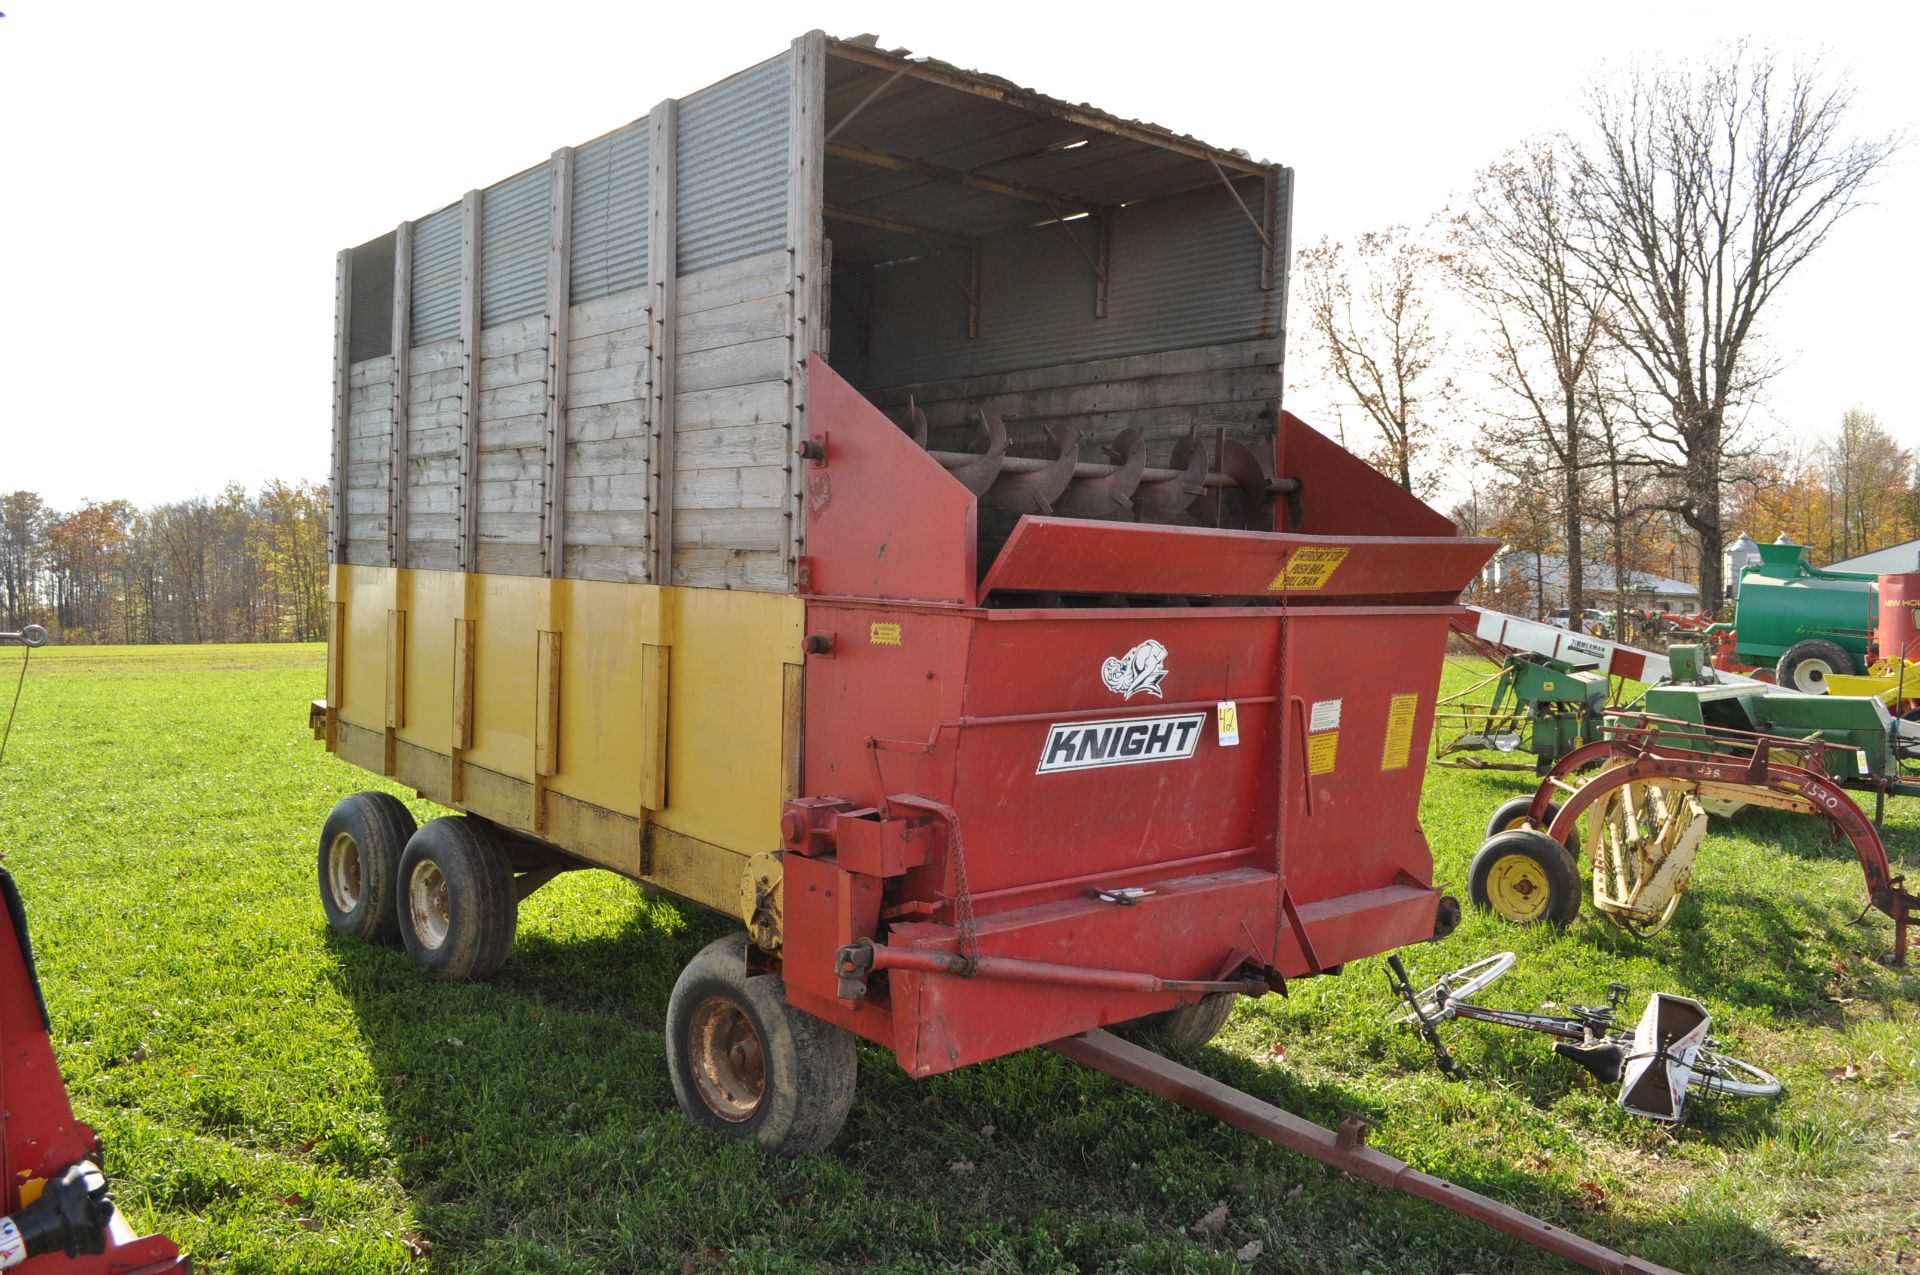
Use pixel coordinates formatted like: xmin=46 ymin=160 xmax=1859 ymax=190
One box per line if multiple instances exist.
xmin=0 ymin=482 xmax=329 ymax=644
xmin=1295 ymin=42 xmax=1904 ymax=619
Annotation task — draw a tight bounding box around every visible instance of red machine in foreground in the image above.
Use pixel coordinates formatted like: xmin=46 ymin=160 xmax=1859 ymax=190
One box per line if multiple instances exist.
xmin=0 ymin=869 xmax=186 ymax=1274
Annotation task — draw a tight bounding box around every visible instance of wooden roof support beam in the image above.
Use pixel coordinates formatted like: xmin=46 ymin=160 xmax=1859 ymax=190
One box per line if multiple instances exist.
xmin=824 ymin=204 xmax=971 ymax=247
xmin=823 ymin=65 xmax=907 ymax=145
xmin=825 ymin=140 xmax=1099 ymax=215
xmin=826 ymin=40 xmax=1268 ymax=178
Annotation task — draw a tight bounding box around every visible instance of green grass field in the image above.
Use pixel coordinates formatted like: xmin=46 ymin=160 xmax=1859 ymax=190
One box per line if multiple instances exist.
xmin=1 ymin=643 xmax=1915 ymax=1273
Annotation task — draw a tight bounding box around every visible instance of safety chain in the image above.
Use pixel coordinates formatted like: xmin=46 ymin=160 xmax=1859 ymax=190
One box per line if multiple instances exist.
xmin=944 ymin=806 xmax=981 ymax=977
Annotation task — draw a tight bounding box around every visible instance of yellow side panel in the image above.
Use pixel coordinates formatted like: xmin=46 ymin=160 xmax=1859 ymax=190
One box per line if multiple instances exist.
xmin=655 ymin=585 xmax=805 ymax=853
xmin=330 ymin=565 xmax=802 ymax=862
xmin=337 ymin=566 xmax=394 ymax=733
xmin=466 ymin=574 xmax=540 ymax=777
xmin=548 ymin=580 xmax=670 ymax=815
xmin=399 ymin=569 xmax=462 ymax=755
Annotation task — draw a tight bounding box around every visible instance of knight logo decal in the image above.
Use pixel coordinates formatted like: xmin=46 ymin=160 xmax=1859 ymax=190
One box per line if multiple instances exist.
xmin=1101 ymin=639 xmax=1169 ymax=700
xmin=1037 ymin=713 xmax=1206 ymax=774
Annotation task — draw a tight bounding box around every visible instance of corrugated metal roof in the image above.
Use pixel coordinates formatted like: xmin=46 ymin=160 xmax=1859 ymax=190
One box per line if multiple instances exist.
xmin=820 ymin=38 xmax=1279 ymax=254
xmin=481 ymin=164 xmax=551 ymax=327
xmin=677 ymin=53 xmax=791 ymax=275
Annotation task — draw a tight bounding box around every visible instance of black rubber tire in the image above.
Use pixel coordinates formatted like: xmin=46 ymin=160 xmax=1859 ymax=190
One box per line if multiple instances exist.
xmin=395 ymin=817 xmax=518 ymax=980
xmin=1777 ymin=638 xmax=1856 ymax=695
xmin=1468 ymin=829 xmax=1583 ymax=927
xmin=317 ymin=791 xmax=416 ymax=944
xmin=1484 ymin=795 xmax=1582 ymax=856
xmin=1117 ymin=992 xmax=1238 ymax=1048
xmin=666 ymin=933 xmax=857 ymax=1156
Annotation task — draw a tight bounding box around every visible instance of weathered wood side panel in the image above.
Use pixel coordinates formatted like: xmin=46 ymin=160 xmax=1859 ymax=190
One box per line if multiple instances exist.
xmin=670 ymin=248 xmax=793 ymax=590
xmin=550 ymin=247 xmax=794 ymax=589
xmin=560 ymin=286 xmax=653 ymax=583
xmin=406 ymin=337 xmax=464 ymax=570
xmin=473 ymin=314 xmax=549 ymax=577
xmin=344 ymin=355 xmax=395 ymax=564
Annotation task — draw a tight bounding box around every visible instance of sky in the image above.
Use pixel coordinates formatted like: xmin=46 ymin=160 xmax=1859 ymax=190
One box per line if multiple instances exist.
xmin=0 ymin=1 xmax=1913 ymax=511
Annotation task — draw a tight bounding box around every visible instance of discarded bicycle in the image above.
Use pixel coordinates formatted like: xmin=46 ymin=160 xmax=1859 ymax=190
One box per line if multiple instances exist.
xmin=1385 ymin=952 xmax=1780 ymax=1122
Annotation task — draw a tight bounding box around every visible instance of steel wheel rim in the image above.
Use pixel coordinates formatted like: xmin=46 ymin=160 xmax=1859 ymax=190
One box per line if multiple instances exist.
xmin=1487 ymin=853 xmax=1553 ymax=923
xmin=326 ymin=831 xmax=362 ymax=912
xmin=408 ymin=860 xmax=451 ymax=950
xmin=1791 ymin=659 xmax=1833 ymax=693
xmin=688 ymin=994 xmax=767 ymax=1123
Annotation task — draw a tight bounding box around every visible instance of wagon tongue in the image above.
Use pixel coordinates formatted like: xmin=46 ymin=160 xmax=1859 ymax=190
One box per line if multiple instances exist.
xmin=1054 ymin=1029 xmax=1682 ymax=1275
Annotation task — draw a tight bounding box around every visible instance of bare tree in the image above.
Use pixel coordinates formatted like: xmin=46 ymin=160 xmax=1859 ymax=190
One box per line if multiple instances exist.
xmin=1452 ymin=139 xmax=1608 ymax=615
xmin=1820 ymin=408 xmax=1911 ymax=560
xmin=0 ymin=492 xmax=48 ymax=629
xmin=1584 ymin=371 xmax=1667 ymax=634
xmin=1296 ymin=227 xmax=1454 ymax=495
xmin=1572 ymin=43 xmax=1897 ymax=606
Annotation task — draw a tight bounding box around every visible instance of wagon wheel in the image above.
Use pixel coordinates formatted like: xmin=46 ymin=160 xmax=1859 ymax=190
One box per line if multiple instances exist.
xmin=1583 ymin=779 xmax=1709 ymax=937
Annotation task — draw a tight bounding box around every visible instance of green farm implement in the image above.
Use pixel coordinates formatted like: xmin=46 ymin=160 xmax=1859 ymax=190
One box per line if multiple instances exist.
xmin=1437 ymin=606 xmax=1714 ymax=773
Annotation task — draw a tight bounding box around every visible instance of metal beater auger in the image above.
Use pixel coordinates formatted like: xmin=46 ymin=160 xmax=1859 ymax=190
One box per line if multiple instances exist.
xmin=898 ymin=398 xmax=1289 ymax=531
xmin=1476 ymin=713 xmax=1920 ymax=960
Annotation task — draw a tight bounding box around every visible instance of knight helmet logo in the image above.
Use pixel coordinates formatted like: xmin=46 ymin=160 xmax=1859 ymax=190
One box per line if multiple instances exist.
xmin=1101 ymin=639 xmax=1169 ymax=700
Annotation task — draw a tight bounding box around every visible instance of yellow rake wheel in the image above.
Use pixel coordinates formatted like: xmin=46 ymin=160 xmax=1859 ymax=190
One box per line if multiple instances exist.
xmin=1585 ymin=779 xmax=1709 ymax=938
xmin=1469 ymin=829 xmax=1582 ymax=926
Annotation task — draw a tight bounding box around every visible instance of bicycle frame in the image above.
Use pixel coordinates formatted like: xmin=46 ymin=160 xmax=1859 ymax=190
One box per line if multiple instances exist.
xmin=1446 ymin=1001 xmax=1597 ymax=1043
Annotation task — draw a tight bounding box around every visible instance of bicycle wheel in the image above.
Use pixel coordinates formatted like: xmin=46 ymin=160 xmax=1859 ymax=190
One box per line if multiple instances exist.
xmin=1388 ymin=952 xmax=1517 ymax=1023
xmin=1685 ymin=1047 xmax=1781 ymax=1098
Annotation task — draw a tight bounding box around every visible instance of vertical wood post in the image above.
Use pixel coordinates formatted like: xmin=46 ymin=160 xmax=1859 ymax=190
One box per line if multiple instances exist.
xmin=330 ymin=250 xmax=352 ymax=564
xmin=457 ymin=190 xmax=482 ymax=574
xmin=389 ymin=222 xmax=414 ymax=567
xmin=542 ymin=148 xmax=574 ymax=580
xmin=646 ymin=100 xmax=678 ymax=587
xmin=785 ymin=30 xmax=827 ymax=588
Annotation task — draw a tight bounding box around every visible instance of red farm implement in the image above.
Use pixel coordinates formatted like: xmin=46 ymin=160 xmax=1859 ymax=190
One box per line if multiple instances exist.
xmin=1 ymin=869 xmax=187 ymax=1274
xmin=0 ymin=627 xmax=185 ymax=1274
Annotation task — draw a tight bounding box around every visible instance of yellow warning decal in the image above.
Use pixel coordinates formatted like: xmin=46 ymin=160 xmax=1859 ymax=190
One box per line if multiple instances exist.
xmin=1381 ymin=693 xmax=1419 ymax=771
xmin=1307 ymin=730 xmax=1339 ymax=775
xmin=1269 ymin=546 xmax=1351 ymax=592
xmin=869 ymin=622 xmax=902 ymax=646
